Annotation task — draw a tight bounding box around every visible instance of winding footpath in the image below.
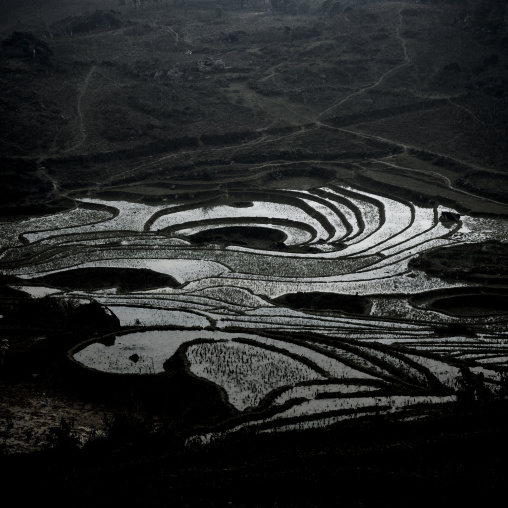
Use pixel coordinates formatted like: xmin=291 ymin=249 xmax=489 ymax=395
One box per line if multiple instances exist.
xmin=64 ymin=64 xmax=96 ymax=155
xmin=319 ymin=7 xmax=412 ymax=119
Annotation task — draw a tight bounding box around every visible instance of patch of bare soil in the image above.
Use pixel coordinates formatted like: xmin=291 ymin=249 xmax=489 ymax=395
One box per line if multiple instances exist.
xmin=0 ymin=380 xmax=110 ymax=454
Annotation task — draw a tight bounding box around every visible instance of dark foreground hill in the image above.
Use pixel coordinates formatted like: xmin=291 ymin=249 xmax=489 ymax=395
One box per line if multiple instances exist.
xmin=1 ymin=399 xmax=508 ymax=507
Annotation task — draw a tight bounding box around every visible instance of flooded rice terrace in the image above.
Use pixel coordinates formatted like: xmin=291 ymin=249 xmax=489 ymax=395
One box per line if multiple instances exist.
xmin=2 ymin=183 xmax=508 ymax=439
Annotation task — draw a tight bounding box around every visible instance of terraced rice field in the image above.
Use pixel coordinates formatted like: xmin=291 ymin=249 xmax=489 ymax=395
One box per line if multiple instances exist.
xmin=2 ymin=183 xmax=508 ymax=441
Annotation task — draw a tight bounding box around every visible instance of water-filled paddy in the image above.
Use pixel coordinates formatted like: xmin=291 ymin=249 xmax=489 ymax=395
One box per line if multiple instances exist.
xmin=3 ymin=182 xmax=508 ymax=439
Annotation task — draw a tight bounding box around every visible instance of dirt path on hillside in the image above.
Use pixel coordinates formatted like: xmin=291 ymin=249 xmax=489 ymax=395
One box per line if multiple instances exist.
xmin=99 ymin=122 xmax=320 ymax=189
xmin=0 ymin=380 xmax=110 ymax=455
xmin=34 ymin=65 xmax=96 ymax=199
xmin=38 ymin=65 xmax=96 ymax=166
xmin=336 ymin=125 xmax=506 ymax=178
xmin=372 ymin=159 xmax=508 ymax=208
xmin=64 ymin=64 xmax=96 ymax=155
xmin=318 ymin=7 xmax=412 ymax=119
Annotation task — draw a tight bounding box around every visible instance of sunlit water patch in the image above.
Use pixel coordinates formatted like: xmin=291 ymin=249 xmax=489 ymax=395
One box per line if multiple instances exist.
xmin=73 ymin=330 xmax=268 ymax=374
xmin=272 ymin=383 xmax=382 ymax=406
xmin=192 ymin=394 xmax=457 ymax=444
xmin=0 ymin=206 xmax=115 ymax=248
xmin=107 ymin=306 xmax=211 ymax=328
xmin=9 ymin=285 xmax=63 ymax=298
xmin=150 ymin=200 xmax=329 ymax=242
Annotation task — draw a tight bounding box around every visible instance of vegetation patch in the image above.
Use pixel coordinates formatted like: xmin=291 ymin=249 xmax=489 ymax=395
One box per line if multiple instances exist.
xmin=410 ymin=287 xmax=508 ymax=317
xmin=228 ymin=201 xmax=254 ymax=208
xmin=1 ymin=31 xmax=53 ymax=65
xmin=50 ymin=10 xmax=125 ymax=36
xmin=186 ymin=339 xmax=326 ymax=411
xmin=189 ymin=225 xmax=287 ymax=249
xmin=30 ymin=267 xmax=180 ymax=292
xmin=272 ymin=292 xmax=371 ymax=314
xmin=428 ymin=294 xmax=508 ymax=317
xmin=409 ymin=241 xmax=508 ymax=284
